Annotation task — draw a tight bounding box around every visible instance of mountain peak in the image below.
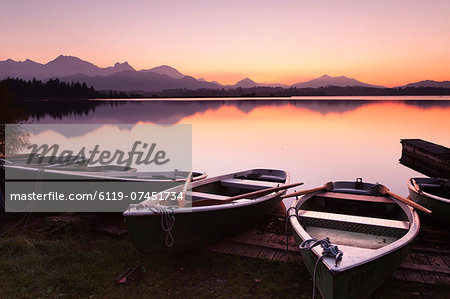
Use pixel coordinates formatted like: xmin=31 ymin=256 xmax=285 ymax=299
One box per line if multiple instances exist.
xmin=146 ymin=65 xmax=185 ymax=79
xmin=402 ymin=80 xmax=450 ymax=88
xmin=113 ymin=61 xmax=134 ymax=71
xmin=234 ymin=77 xmax=257 ymax=88
xmin=53 ymin=55 xmax=81 ymax=62
xmin=292 ymin=74 xmax=383 ymax=88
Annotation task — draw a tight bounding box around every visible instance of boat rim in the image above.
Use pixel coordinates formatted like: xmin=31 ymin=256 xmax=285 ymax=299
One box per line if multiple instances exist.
xmin=124 ymin=168 xmax=290 ymax=216
xmin=408 ymin=178 xmax=450 ymax=204
xmin=288 ymin=181 xmax=420 ymax=273
xmin=4 ymin=164 xmax=207 ymax=182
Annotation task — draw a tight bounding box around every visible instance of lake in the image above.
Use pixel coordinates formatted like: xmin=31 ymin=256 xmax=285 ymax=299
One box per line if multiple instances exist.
xmin=25 ymin=96 xmax=450 ymax=201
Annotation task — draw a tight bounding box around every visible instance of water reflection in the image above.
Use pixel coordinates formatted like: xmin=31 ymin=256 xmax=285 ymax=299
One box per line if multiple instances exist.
xmin=25 ymin=98 xmax=450 ymax=125
xmin=24 ymin=98 xmax=450 ymax=198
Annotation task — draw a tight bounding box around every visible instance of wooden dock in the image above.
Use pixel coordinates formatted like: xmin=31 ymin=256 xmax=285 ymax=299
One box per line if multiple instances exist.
xmin=207 ymin=216 xmax=450 ymax=285
xmin=400 ymin=139 xmax=450 ymax=178
xmin=20 ymin=214 xmax=449 ymax=285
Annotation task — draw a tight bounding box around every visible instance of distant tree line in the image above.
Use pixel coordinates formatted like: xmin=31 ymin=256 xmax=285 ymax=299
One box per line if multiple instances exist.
xmin=2 ymin=77 xmax=449 ymax=100
xmin=0 ymin=78 xmax=127 ymax=99
xmin=145 ymin=85 xmax=450 ymax=98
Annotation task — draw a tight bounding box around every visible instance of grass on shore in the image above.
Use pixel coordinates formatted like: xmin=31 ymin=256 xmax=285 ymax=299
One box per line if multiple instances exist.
xmin=0 ymin=217 xmax=448 ymax=298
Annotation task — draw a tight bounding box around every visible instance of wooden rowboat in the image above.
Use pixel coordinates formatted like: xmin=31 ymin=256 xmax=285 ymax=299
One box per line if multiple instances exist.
xmin=287 ymin=179 xmax=419 ymax=299
xmin=1 ymin=158 xmax=206 ymax=213
xmin=124 ymin=169 xmax=290 ymax=254
xmin=408 ymin=177 xmax=450 ymax=223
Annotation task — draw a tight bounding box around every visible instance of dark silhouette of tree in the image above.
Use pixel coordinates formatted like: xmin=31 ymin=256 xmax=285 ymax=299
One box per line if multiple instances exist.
xmin=0 ymin=78 xmax=108 ymax=99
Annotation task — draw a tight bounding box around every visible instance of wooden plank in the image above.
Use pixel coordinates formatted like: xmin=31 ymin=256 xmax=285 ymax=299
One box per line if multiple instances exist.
xmin=400 ymin=262 xmax=450 ymax=275
xmin=409 ymin=252 xmax=431 ymax=265
xmin=441 ymin=255 xmax=450 ymax=268
xmin=209 ymin=242 xmax=235 ymax=255
xmin=221 ymin=178 xmax=278 ymax=190
xmin=298 ymin=209 xmax=409 ymax=231
xmin=272 ymin=251 xmax=290 ymax=262
xmin=187 ymin=191 xmax=229 ymax=201
xmin=434 ymin=256 xmax=450 ymax=269
xmin=439 ymin=274 xmax=450 ymax=284
xmin=412 ymin=245 xmax=450 ymax=255
xmin=231 ymin=234 xmax=298 ymax=252
xmin=403 ymin=254 xmax=415 ymax=264
xmin=401 ymin=139 xmax=450 ymax=157
xmin=228 ymin=228 xmax=260 ymax=243
xmin=241 ymin=245 xmax=262 ymax=258
xmin=420 ymin=272 xmax=445 ymax=284
xmin=268 ymin=233 xmax=280 ymax=243
xmin=271 ymin=234 xmax=288 ymax=247
xmin=402 ymin=270 xmax=425 ymax=283
xmin=260 ymin=232 xmax=275 ymax=244
xmin=227 ymin=243 xmax=248 ymax=256
xmin=400 ymin=139 xmax=450 ymax=178
xmin=318 ymin=192 xmax=393 ymax=204
xmin=288 ymin=235 xmax=297 ymax=247
xmin=258 ymin=248 xmax=277 ymax=260
xmin=392 ymin=270 xmax=406 ymax=281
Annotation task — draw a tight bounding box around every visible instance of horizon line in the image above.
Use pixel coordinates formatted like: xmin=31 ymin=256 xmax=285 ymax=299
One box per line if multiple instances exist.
xmin=1 ymin=54 xmax=449 ymax=88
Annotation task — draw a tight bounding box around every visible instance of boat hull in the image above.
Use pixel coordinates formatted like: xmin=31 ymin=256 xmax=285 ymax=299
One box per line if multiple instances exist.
xmin=289 ymin=180 xmax=419 ymax=299
xmin=292 ymin=229 xmax=412 ymax=299
xmin=2 ymin=165 xmax=206 ymax=212
xmin=408 ymin=178 xmax=450 ymax=223
xmin=124 ymin=168 xmax=289 ymax=253
xmin=125 ymin=192 xmax=283 ymax=253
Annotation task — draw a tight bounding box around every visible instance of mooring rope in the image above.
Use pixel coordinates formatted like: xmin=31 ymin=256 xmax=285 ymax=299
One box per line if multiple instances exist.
xmin=299 ymin=237 xmax=343 ymax=299
xmin=148 ymin=206 xmax=176 ymax=247
xmin=285 ymin=206 xmax=298 ymax=251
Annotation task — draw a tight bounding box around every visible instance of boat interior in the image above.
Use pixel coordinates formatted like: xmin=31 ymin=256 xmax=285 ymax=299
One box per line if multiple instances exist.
xmin=4 ymin=155 xmax=208 ymax=181
xmin=187 ymin=170 xmax=286 ymax=207
xmin=298 ymin=189 xmax=410 ymax=250
xmin=417 ymin=179 xmax=450 ymax=199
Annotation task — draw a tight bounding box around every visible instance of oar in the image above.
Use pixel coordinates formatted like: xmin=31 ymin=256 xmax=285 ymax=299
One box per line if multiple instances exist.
xmin=178 ymin=171 xmax=193 ymax=208
xmin=194 ymin=181 xmax=304 ymax=206
xmin=281 ymin=181 xmax=334 ymax=199
xmin=376 ymin=184 xmax=431 ymax=214
xmin=224 ymin=181 xmax=304 ymax=202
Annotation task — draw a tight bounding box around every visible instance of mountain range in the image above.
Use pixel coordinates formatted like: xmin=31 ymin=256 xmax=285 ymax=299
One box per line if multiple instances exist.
xmin=400 ymin=80 xmax=450 ymax=89
xmin=1 ymin=55 xmax=448 ymax=92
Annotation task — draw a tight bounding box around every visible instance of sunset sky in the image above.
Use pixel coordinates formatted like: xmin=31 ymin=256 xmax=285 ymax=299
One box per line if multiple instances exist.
xmin=1 ymin=0 xmax=449 ymax=86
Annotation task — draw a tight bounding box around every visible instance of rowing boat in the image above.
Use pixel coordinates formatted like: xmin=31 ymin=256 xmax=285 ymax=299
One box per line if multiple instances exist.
xmin=1 ymin=158 xmax=206 ymax=212
xmin=287 ymin=179 xmax=419 ymax=299
xmin=408 ymin=177 xmax=450 ymax=223
xmin=124 ymin=169 xmax=290 ymax=253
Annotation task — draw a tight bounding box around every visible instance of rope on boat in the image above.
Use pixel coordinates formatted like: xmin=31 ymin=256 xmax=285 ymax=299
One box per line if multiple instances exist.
xmin=285 ymin=206 xmax=298 ymax=251
xmin=0 ymin=163 xmax=44 ymax=237
xmin=148 ymin=206 xmax=176 ymax=247
xmin=299 ymin=237 xmax=343 ymax=299
xmin=368 ymin=182 xmax=382 ymax=195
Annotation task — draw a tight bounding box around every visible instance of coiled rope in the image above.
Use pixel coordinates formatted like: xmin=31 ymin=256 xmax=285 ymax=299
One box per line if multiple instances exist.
xmin=148 ymin=206 xmax=176 ymax=247
xmin=299 ymin=237 xmax=343 ymax=299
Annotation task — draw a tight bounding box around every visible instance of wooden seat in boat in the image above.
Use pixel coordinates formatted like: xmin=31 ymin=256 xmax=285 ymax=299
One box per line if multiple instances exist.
xmin=187 ymin=191 xmax=229 ymax=201
xmin=221 ymin=178 xmax=279 ymax=190
xmin=317 ymin=192 xmax=393 ymax=204
xmin=297 ymin=209 xmax=409 ymax=238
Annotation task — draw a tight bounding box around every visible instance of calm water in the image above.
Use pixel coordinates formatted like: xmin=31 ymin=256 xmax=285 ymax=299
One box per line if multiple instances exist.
xmin=25 ymin=96 xmax=450 ymax=201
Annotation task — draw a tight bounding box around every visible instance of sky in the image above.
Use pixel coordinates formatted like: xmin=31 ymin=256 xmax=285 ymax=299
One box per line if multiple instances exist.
xmin=1 ymin=0 xmax=450 ymax=86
